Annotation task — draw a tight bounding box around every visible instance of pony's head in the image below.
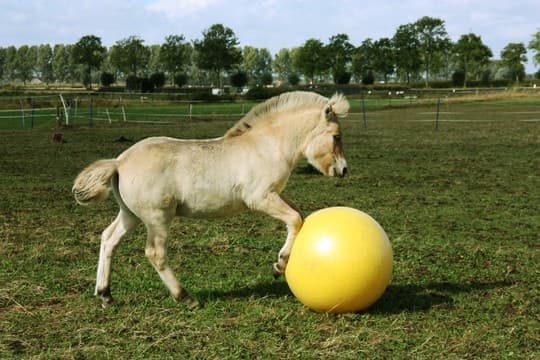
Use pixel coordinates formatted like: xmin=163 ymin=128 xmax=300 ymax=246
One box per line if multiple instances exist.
xmin=303 ymin=93 xmax=349 ymax=178
xmin=224 ymin=91 xmax=349 ymax=177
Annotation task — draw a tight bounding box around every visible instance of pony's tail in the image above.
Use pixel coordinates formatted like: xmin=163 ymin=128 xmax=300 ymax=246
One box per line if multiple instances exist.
xmin=326 ymin=93 xmax=350 ymax=118
xmin=72 ymin=159 xmax=119 ymax=205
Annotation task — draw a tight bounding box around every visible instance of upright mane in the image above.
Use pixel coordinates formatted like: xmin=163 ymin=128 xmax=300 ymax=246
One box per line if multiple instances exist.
xmin=224 ymin=91 xmax=330 ymax=138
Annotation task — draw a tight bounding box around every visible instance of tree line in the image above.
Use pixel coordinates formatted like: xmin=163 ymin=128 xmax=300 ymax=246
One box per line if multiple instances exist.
xmin=1 ymin=17 xmax=539 ymax=91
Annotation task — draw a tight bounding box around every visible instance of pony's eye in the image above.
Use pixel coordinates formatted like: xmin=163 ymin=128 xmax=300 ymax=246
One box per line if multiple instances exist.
xmin=333 ymin=135 xmax=341 ymax=142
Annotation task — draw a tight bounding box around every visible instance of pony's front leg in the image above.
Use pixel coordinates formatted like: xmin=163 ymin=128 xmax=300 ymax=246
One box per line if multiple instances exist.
xmin=251 ymin=193 xmax=303 ymax=277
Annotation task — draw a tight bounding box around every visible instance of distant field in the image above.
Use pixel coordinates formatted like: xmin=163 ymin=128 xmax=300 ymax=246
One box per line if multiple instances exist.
xmin=0 ymin=97 xmax=539 ymax=358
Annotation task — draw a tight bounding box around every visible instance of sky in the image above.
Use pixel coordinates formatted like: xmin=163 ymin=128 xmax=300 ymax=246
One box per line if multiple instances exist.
xmin=1 ymin=0 xmax=538 ymax=73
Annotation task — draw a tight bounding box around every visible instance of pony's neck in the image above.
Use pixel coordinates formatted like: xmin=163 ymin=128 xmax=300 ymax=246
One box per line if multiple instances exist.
xmin=256 ymin=108 xmax=322 ymax=167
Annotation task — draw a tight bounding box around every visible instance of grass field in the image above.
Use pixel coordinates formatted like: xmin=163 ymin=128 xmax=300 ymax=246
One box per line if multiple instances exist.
xmin=1 ymin=97 xmax=539 ymax=359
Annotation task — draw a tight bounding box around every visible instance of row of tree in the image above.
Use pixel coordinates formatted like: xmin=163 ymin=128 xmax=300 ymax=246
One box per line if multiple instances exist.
xmin=1 ymin=17 xmax=539 ymax=90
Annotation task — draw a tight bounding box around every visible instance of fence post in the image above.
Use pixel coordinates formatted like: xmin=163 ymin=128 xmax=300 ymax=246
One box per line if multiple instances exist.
xmin=73 ymin=98 xmax=78 ymax=123
xmin=31 ymin=98 xmax=35 ymax=129
xmin=106 ymin=109 xmax=112 ymax=124
xmin=361 ymin=93 xmax=367 ymax=131
xmin=121 ymin=106 xmax=127 ymax=122
xmin=19 ymin=100 xmax=25 ymax=128
xmin=59 ymin=94 xmax=70 ymax=125
xmin=89 ymin=97 xmax=93 ymax=127
xmin=435 ymin=97 xmax=441 ymax=131
xmin=189 ymin=103 xmax=193 ymax=120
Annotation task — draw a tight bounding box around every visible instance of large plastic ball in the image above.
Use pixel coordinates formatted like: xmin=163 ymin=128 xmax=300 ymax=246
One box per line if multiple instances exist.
xmin=285 ymin=207 xmax=392 ymax=313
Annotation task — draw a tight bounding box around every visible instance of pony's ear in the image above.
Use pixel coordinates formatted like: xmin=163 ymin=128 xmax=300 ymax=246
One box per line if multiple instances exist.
xmin=324 ymin=104 xmax=335 ymax=121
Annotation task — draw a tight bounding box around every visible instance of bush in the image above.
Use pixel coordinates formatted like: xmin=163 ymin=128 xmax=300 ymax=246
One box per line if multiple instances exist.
xmin=230 ymin=71 xmax=248 ymax=89
xmin=288 ymin=74 xmax=300 ymax=86
xmin=100 ymin=72 xmax=115 ymax=87
xmin=452 ymin=71 xmax=465 ymax=87
xmin=149 ymin=72 xmax=166 ymax=89
xmin=174 ymin=73 xmax=188 ymax=88
xmin=334 ymin=71 xmax=352 ymax=85
xmin=362 ymin=71 xmax=375 ymax=85
xmin=261 ymin=72 xmax=273 ymax=86
xmin=126 ymin=75 xmax=140 ymax=91
xmin=139 ymin=77 xmax=154 ymax=93
xmin=244 ymin=86 xmax=287 ymax=100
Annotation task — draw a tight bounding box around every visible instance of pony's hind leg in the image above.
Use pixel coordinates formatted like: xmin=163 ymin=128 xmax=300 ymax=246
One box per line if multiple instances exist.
xmin=95 ymin=209 xmax=139 ymax=307
xmin=144 ymin=220 xmax=199 ymax=310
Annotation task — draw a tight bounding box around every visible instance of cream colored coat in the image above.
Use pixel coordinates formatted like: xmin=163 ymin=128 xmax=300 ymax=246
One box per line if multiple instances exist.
xmin=73 ymin=91 xmax=349 ymax=308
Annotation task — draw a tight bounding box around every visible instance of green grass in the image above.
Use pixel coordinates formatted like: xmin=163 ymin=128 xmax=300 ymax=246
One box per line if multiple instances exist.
xmin=1 ymin=98 xmax=539 ymax=359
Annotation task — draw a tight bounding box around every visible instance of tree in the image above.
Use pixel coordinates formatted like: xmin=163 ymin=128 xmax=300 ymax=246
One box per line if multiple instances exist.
xmin=414 ymin=16 xmax=451 ymax=86
xmin=528 ymin=30 xmax=540 ymax=67
xmin=147 ymin=45 xmax=162 ymax=74
xmin=72 ymin=35 xmax=106 ymax=89
xmin=52 ymin=44 xmax=75 ymax=83
xmin=4 ymin=46 xmax=17 ymax=82
xmin=0 ymin=48 xmax=5 ymax=82
xmin=392 ymin=23 xmax=421 ymax=84
xmin=500 ymin=43 xmax=528 ymax=83
xmin=351 ymin=39 xmax=374 ymax=84
xmin=296 ymin=38 xmax=328 ymax=84
xmin=242 ymin=46 xmax=272 ymax=86
xmin=371 ymin=38 xmax=395 ymax=83
xmin=326 ymin=34 xmax=354 ymax=84
xmin=193 ymin=24 xmax=242 ymax=87
xmin=37 ymin=44 xmax=54 ymax=84
xmin=274 ymin=48 xmax=293 ymax=83
xmin=109 ymin=36 xmax=150 ymax=77
xmin=160 ymin=35 xmax=191 ymax=82
xmin=453 ymin=33 xmax=492 ymax=87
xmin=15 ymin=45 xmax=36 ymax=84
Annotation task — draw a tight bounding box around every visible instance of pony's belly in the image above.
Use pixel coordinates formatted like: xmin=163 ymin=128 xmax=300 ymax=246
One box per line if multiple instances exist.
xmin=175 ymin=198 xmax=247 ymax=218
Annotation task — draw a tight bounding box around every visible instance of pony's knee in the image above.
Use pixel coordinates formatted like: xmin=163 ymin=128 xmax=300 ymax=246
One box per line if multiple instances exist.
xmin=289 ymin=211 xmax=303 ymax=228
xmin=145 ymin=246 xmax=167 ymax=270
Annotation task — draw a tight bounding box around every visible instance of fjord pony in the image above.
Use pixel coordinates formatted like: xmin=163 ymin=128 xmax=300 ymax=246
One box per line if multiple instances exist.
xmin=73 ymin=91 xmax=349 ymax=308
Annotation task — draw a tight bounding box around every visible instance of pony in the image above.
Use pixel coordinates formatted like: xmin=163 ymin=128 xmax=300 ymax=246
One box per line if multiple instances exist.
xmin=72 ymin=91 xmax=349 ymax=309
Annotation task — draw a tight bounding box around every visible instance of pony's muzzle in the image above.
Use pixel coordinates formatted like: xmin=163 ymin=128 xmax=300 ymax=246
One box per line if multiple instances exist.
xmin=334 ymin=159 xmax=348 ymax=178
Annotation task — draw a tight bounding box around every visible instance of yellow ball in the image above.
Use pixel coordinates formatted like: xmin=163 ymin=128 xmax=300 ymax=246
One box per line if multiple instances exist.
xmin=285 ymin=207 xmax=392 ymax=313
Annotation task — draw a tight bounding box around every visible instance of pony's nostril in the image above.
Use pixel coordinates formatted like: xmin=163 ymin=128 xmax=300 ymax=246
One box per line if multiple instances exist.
xmin=342 ymin=167 xmax=348 ymax=176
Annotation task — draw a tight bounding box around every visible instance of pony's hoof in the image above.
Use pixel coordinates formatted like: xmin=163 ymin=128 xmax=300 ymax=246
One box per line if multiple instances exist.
xmin=101 ymin=296 xmax=115 ymax=309
xmin=178 ymin=290 xmax=200 ymax=310
xmin=272 ymin=263 xmax=284 ymax=279
xmin=185 ymin=298 xmax=200 ymax=310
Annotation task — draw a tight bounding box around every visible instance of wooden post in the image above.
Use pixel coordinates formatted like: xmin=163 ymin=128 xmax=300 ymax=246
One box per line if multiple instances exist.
xmin=435 ymin=97 xmax=441 ymax=131
xmin=31 ymin=98 xmax=35 ymax=129
xmin=361 ymin=94 xmax=367 ymax=131
xmin=19 ymin=100 xmax=25 ymax=128
xmin=89 ymin=97 xmax=94 ymax=127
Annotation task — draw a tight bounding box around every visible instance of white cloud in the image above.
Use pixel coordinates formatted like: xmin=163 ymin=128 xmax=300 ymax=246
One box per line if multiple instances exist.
xmin=146 ymin=0 xmax=222 ymax=18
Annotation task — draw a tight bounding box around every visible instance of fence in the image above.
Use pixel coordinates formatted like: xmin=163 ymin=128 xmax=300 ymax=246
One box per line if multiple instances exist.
xmin=0 ymin=88 xmax=539 ymax=130
xmin=0 ymin=94 xmax=261 ymax=130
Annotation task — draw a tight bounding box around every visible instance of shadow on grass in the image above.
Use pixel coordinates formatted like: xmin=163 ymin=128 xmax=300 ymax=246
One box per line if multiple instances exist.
xmin=368 ymin=281 xmax=512 ymax=314
xmin=198 ymin=280 xmax=513 ymax=314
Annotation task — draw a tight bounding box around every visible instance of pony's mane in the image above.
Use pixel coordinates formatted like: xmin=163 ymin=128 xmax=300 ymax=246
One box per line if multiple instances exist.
xmin=224 ymin=91 xmax=330 ymax=138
